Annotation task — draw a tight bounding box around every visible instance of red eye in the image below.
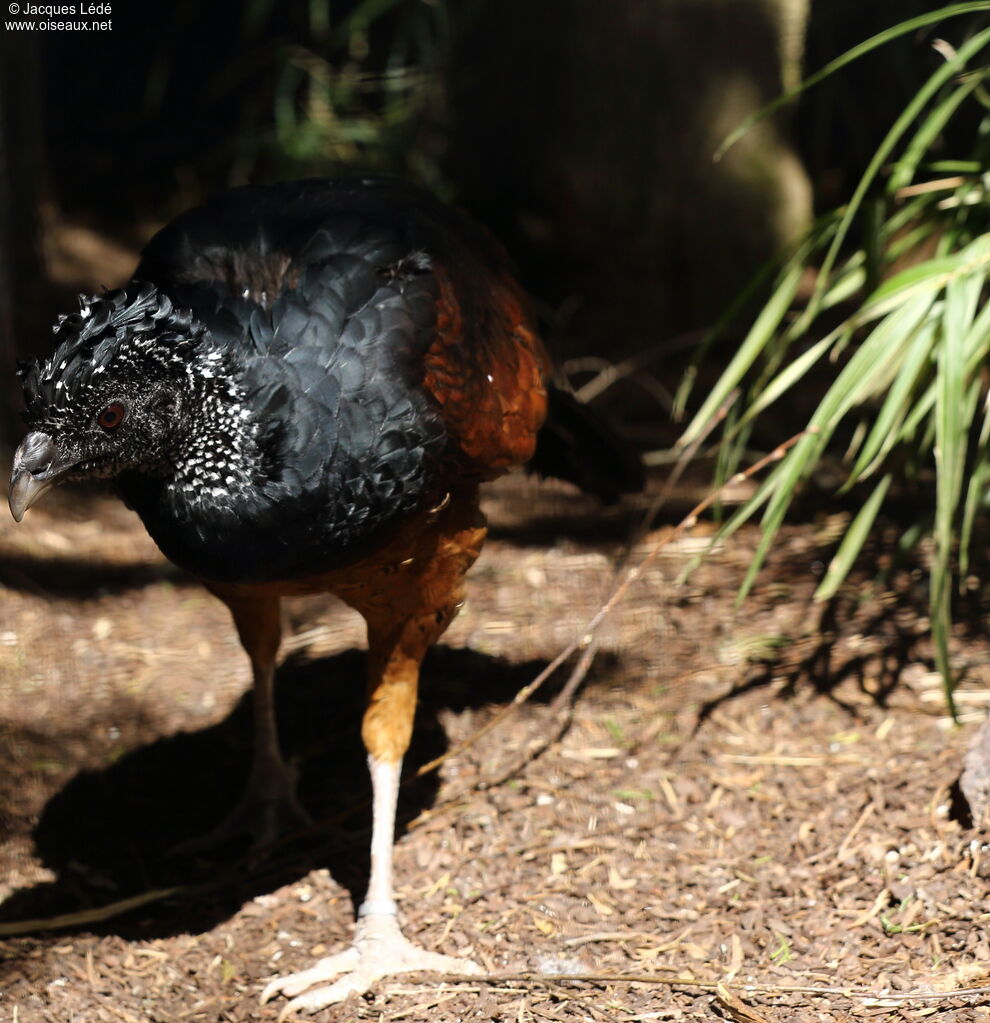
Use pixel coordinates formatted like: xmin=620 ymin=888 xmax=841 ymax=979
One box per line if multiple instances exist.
xmin=97 ymin=401 xmax=127 ymax=431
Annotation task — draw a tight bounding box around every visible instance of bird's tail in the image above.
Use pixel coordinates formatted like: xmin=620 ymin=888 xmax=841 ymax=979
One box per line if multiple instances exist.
xmin=527 ymin=385 xmax=644 ymax=504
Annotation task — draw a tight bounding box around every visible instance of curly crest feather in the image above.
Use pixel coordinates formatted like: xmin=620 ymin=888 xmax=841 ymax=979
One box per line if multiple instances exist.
xmin=20 ymin=282 xmax=208 ymax=422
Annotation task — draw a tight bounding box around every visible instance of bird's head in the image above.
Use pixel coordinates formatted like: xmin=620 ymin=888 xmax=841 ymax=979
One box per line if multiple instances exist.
xmin=8 ymin=282 xmax=209 ymax=521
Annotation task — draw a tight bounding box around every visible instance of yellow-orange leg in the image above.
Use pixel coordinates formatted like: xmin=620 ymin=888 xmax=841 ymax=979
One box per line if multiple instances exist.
xmin=175 ymin=592 xmax=309 ymax=854
xmin=262 ymin=502 xmax=486 ymax=1016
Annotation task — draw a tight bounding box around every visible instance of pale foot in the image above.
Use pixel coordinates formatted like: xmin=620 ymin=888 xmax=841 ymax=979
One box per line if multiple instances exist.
xmin=170 ymin=762 xmax=310 ymax=856
xmin=261 ymin=912 xmax=481 ymax=1019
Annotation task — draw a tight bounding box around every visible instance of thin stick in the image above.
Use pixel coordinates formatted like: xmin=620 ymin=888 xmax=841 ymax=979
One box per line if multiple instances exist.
xmin=626 ymin=389 xmax=739 ymax=555
xmin=478 ymin=634 xmax=600 ymax=790
xmin=474 ymin=390 xmax=741 ymax=788
xmin=569 ymin=329 xmax=707 ymax=404
xmin=894 ymin=175 xmax=966 ymax=198
xmin=0 ymin=887 xmax=183 ymax=938
xmin=437 ymin=972 xmax=990 ymax=1004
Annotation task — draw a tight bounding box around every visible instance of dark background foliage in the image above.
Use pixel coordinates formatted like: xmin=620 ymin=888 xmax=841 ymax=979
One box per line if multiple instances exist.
xmin=0 ymin=0 xmax=944 ymax=446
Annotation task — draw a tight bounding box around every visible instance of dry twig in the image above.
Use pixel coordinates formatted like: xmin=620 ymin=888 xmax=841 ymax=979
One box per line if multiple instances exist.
xmin=439 ymin=972 xmax=990 ymax=1006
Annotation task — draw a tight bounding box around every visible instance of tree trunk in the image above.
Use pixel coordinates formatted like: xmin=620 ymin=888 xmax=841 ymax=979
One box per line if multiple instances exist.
xmin=448 ymin=0 xmax=812 ymax=358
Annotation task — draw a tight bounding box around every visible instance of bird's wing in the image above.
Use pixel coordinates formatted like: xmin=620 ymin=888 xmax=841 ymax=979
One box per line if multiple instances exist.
xmin=137 ymin=179 xmax=550 ymax=484
xmin=421 ymin=262 xmax=548 ymax=477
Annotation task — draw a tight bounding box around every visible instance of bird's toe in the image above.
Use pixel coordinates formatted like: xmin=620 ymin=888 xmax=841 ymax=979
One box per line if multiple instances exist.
xmin=275 ymin=975 xmax=370 ymax=1020
xmin=262 ymin=913 xmax=480 ymax=1015
xmin=261 ymin=947 xmax=361 ymax=1004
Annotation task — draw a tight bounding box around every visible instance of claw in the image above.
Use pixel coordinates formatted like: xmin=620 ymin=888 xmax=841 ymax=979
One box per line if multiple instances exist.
xmin=261 ymin=947 xmax=360 ymax=1004
xmin=261 ymin=912 xmax=481 ymax=1016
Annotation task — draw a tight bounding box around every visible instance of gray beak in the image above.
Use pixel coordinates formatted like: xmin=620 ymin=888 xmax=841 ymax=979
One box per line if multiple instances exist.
xmin=8 ymin=432 xmax=75 ymax=522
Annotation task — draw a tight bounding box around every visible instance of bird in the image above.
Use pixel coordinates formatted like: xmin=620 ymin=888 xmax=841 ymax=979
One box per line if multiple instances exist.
xmin=7 ymin=178 xmax=642 ymax=1017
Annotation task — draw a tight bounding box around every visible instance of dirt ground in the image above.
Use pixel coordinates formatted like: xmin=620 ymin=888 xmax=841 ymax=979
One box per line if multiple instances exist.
xmin=1 ymin=470 xmax=990 ymax=1023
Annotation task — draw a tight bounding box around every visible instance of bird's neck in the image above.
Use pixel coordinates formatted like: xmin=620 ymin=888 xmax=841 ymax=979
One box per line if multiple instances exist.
xmin=166 ymin=353 xmax=263 ymax=506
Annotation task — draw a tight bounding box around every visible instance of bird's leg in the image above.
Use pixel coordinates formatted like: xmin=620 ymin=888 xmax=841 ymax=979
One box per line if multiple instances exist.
xmin=362 ymin=752 xmax=401 ymax=917
xmin=175 ymin=591 xmax=309 ymax=854
xmin=262 ymin=749 xmax=479 ymax=1018
xmin=262 ymin=505 xmax=486 ymax=1016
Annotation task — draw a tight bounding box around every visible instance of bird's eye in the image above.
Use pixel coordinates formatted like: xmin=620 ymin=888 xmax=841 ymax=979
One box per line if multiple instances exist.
xmin=97 ymin=401 xmax=127 ymax=431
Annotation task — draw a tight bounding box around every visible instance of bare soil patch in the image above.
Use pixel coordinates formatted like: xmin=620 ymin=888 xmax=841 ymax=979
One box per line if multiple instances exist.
xmin=1 ymin=473 xmax=989 ymax=1022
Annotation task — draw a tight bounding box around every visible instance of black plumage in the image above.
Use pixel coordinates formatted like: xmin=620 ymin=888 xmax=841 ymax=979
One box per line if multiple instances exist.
xmin=22 ymin=185 xmax=465 ymax=581
xmin=9 ymin=178 xmax=642 ymax=1016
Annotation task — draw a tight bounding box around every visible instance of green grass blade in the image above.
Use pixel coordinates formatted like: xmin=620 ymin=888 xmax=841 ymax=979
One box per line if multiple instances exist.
xmin=866 ymin=256 xmax=973 ymax=305
xmin=888 ymin=73 xmax=986 ymax=193
xmin=959 ymin=393 xmax=990 ymax=579
xmin=897 ymin=240 xmax=990 ymax=449
xmin=736 ymin=432 xmax=827 ymax=601
xmin=925 ymin=160 xmax=984 ymax=172
xmin=734 ymin=334 xmax=835 ymax=428
xmin=848 ymin=318 xmax=936 ymax=481
xmin=715 ymin=3 xmax=990 ymax=161
xmin=882 ymin=192 xmax=947 ymax=238
xmin=679 ymin=263 xmax=803 ymax=446
xmin=885 ymin=219 xmax=944 ymax=264
xmin=819 ymin=293 xmax=942 ymax=425
xmin=733 ymin=291 xmax=951 ymax=600
xmin=930 ymin=257 xmax=984 ymax=718
xmin=820 ymin=265 xmax=867 ymax=311
xmin=673 ymin=263 xmax=786 ymax=421
xmin=814 ymin=474 xmax=893 ymax=601
xmin=675 ymin=458 xmax=791 ymax=586
xmin=712 ymin=236 xmax=990 ymax=608
xmin=897 ymin=296 xmax=990 ymax=446
xmin=800 ymin=27 xmax=990 ymax=333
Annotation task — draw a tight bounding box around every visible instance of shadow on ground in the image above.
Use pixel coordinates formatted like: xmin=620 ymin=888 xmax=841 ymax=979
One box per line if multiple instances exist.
xmin=0 ymin=551 xmax=186 ymax=597
xmin=0 ymin=644 xmax=556 ymax=945
xmin=684 ymin=563 xmax=942 ymax=737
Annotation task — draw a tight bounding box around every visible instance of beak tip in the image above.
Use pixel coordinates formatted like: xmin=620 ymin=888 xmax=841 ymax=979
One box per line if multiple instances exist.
xmin=8 ymin=468 xmax=51 ymax=523
xmin=8 ymin=480 xmax=30 ymax=523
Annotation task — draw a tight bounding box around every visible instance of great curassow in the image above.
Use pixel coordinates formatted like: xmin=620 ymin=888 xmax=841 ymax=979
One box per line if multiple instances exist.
xmin=8 ymin=179 xmax=643 ymax=1016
